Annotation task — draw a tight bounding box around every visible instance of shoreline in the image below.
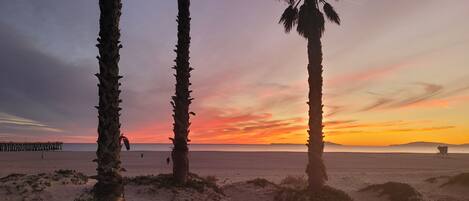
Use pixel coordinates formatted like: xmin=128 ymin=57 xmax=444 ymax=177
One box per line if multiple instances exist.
xmin=3 ymin=150 xmax=469 ymax=154
xmin=57 ymin=143 xmax=469 ymax=153
xmin=2 ymin=151 xmax=468 ymax=176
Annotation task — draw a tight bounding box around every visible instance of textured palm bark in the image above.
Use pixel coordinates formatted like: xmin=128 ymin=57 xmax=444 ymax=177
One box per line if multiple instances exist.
xmin=306 ymin=34 xmax=328 ymax=193
xmin=171 ymin=0 xmax=192 ymax=184
xmin=94 ymin=0 xmax=125 ymax=200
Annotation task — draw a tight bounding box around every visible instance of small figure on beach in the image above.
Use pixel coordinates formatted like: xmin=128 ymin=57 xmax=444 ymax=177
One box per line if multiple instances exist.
xmin=166 ymin=157 xmax=170 ymax=165
xmin=41 ymin=151 xmax=44 ymax=159
xmin=140 ymin=153 xmax=144 ymax=158
xmin=438 ymin=145 xmax=448 ymax=155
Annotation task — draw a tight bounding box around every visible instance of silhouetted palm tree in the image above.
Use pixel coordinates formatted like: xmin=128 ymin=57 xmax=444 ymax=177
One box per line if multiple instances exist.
xmin=94 ymin=0 xmax=125 ymax=200
xmin=278 ymin=0 xmax=340 ymax=193
xmin=170 ymin=0 xmax=193 ymax=184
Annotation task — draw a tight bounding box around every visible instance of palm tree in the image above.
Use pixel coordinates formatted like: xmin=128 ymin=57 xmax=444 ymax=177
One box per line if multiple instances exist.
xmin=94 ymin=0 xmax=125 ymax=200
xmin=170 ymin=0 xmax=193 ymax=184
xmin=278 ymin=0 xmax=340 ymax=193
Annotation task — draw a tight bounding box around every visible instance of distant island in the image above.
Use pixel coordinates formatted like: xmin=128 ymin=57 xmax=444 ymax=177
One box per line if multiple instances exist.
xmin=271 ymin=141 xmax=342 ymax=146
xmin=270 ymin=141 xmax=469 ymax=147
xmin=390 ymin=141 xmax=469 ymax=147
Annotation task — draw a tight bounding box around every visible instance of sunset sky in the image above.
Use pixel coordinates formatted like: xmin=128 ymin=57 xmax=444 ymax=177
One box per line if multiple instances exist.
xmin=1 ymin=0 xmax=468 ymax=146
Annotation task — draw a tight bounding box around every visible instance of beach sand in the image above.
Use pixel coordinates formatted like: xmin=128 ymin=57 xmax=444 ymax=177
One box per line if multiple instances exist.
xmin=1 ymin=151 xmax=469 ymax=201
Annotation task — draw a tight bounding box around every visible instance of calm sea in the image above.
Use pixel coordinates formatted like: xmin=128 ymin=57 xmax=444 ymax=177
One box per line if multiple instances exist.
xmin=63 ymin=143 xmax=469 ymax=153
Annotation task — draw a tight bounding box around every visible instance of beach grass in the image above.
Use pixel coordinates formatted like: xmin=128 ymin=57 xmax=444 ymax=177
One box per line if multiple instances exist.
xmin=359 ymin=182 xmax=423 ymax=201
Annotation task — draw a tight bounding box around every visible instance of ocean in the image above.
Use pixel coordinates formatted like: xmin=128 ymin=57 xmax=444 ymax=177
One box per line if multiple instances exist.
xmin=63 ymin=143 xmax=469 ymax=153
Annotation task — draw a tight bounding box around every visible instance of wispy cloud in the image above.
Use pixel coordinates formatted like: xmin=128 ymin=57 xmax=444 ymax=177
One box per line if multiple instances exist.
xmin=324 ymin=105 xmax=346 ymax=117
xmin=190 ymin=107 xmax=307 ymax=143
xmin=325 ymin=120 xmax=410 ymax=130
xmin=359 ymin=80 xmax=469 ymax=112
xmin=390 ymin=83 xmax=443 ymax=108
xmin=0 ymin=112 xmax=62 ymax=133
xmin=324 ymin=119 xmax=454 ymax=137
xmin=359 ymin=97 xmax=394 ymax=112
xmin=328 ymin=64 xmax=406 ymax=88
xmin=127 ymin=105 xmax=308 ymax=144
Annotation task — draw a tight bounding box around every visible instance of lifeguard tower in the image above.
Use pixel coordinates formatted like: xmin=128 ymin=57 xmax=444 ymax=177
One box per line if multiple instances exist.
xmin=437 ymin=145 xmax=448 ymax=155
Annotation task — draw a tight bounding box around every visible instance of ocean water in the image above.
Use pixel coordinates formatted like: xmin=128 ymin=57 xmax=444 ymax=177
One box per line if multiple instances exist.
xmin=63 ymin=143 xmax=469 ymax=153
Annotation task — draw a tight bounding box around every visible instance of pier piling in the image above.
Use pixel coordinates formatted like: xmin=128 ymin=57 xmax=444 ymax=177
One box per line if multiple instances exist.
xmin=0 ymin=142 xmax=63 ymax=152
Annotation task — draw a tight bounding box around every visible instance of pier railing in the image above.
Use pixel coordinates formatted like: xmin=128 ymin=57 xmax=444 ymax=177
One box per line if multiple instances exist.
xmin=0 ymin=142 xmax=63 ymax=152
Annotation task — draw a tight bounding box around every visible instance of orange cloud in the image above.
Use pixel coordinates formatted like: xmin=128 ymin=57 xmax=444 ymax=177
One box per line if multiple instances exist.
xmin=124 ymin=105 xmax=308 ymax=144
xmin=323 ymin=118 xmax=455 ymax=143
xmin=324 ymin=120 xmax=410 ymax=130
xmin=399 ymin=95 xmax=469 ymax=110
xmin=387 ymin=126 xmax=455 ymax=132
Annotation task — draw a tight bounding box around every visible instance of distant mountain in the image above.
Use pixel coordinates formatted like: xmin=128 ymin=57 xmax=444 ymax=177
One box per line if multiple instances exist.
xmin=270 ymin=141 xmax=342 ymax=146
xmin=325 ymin=141 xmax=342 ymax=146
xmin=390 ymin=141 xmax=469 ymax=147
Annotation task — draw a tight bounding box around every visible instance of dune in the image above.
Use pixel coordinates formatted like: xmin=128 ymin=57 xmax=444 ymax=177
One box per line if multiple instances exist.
xmin=1 ymin=151 xmax=469 ymax=201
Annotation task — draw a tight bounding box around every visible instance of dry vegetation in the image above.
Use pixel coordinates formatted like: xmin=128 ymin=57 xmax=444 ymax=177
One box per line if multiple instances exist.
xmin=274 ymin=176 xmax=353 ymax=201
xmin=441 ymin=173 xmax=469 ymax=187
xmin=424 ymin=175 xmax=451 ymax=184
xmin=0 ymin=170 xmax=88 ymax=201
xmin=246 ymin=178 xmax=277 ymax=188
xmin=359 ymin=182 xmax=423 ymax=201
xmin=123 ymin=173 xmax=226 ymax=201
xmin=224 ymin=175 xmax=353 ymax=201
xmin=274 ymin=186 xmax=353 ymax=201
xmin=124 ymin=173 xmax=223 ymax=194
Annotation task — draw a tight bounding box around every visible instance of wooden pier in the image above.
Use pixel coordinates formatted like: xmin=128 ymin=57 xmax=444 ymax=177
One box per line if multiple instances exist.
xmin=0 ymin=142 xmax=63 ymax=152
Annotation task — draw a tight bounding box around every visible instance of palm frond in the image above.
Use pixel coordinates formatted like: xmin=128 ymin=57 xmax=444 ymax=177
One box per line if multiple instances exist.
xmin=278 ymin=0 xmax=296 ymax=6
xmin=120 ymin=135 xmax=130 ymax=151
xmin=323 ymin=2 xmax=340 ymax=25
xmin=123 ymin=137 xmax=130 ymax=151
xmin=286 ymin=0 xmax=296 ymax=5
xmin=297 ymin=4 xmax=325 ymax=38
xmin=279 ymin=5 xmax=299 ymax=33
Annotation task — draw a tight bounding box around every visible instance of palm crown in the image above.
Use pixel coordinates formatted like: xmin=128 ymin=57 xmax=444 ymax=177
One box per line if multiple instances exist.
xmin=279 ymin=0 xmax=340 ymax=37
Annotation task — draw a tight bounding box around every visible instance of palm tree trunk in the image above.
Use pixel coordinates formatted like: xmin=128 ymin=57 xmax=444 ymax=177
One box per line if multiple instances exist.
xmin=94 ymin=0 xmax=124 ymax=200
xmin=306 ymin=34 xmax=327 ymax=193
xmin=171 ymin=0 xmax=192 ymax=184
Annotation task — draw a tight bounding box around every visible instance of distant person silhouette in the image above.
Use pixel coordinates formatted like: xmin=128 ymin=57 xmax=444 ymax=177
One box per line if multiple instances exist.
xmin=140 ymin=153 xmax=144 ymax=158
xmin=166 ymin=157 xmax=170 ymax=165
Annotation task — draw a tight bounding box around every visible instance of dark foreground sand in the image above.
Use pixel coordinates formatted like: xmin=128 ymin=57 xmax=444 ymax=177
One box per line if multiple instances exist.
xmin=1 ymin=151 xmax=469 ymax=201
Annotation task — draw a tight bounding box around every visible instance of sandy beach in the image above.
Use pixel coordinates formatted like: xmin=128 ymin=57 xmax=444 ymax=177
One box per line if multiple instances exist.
xmin=1 ymin=151 xmax=469 ymax=201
